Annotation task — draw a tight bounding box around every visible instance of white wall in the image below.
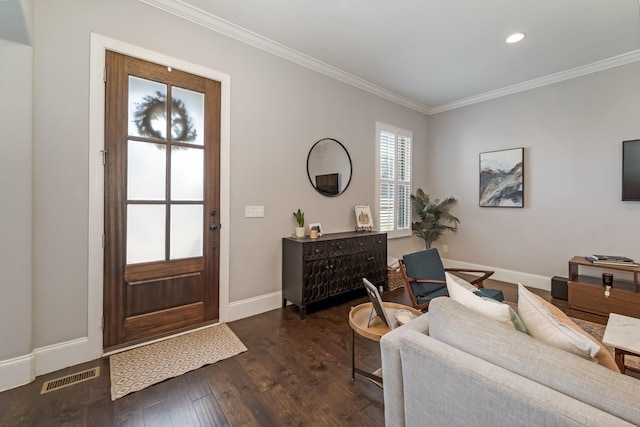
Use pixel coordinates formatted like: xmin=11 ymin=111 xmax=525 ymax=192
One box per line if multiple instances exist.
xmin=10 ymin=0 xmax=428 ymax=378
xmin=0 ymin=39 xmax=33 ymax=361
xmin=0 ymin=38 xmax=34 ymax=391
xmin=426 ymin=62 xmax=640 ymax=286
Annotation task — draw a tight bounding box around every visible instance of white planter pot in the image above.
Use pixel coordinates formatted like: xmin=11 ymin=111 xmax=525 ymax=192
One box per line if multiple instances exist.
xmin=295 ymin=227 xmax=305 ymax=238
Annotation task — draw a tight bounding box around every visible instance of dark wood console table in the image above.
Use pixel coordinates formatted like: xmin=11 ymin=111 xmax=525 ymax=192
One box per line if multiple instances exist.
xmin=568 ymin=256 xmax=640 ymax=318
xmin=282 ymin=231 xmax=387 ymax=319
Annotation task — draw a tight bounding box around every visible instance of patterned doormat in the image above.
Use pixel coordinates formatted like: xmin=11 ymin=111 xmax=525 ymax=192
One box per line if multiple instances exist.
xmin=110 ymin=323 xmax=247 ymax=400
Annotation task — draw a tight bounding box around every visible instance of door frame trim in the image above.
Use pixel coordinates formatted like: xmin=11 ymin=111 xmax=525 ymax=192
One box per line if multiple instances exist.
xmin=88 ymin=33 xmax=231 ymax=358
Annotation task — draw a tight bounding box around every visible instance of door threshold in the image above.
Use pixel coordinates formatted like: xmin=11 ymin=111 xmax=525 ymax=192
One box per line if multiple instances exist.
xmin=103 ymin=319 xmax=221 ymax=356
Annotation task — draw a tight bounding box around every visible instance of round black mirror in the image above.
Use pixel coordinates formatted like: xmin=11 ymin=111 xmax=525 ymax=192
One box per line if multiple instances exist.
xmin=307 ymin=138 xmax=352 ymax=197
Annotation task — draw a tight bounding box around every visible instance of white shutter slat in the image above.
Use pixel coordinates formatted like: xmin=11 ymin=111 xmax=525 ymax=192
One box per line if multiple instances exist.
xmin=377 ymin=122 xmax=412 ymax=236
xmin=397 ymin=184 xmax=411 ymax=230
xmin=380 ymin=131 xmax=395 ymax=180
xmin=379 ymin=183 xmax=395 ymax=231
xmin=397 ymin=136 xmax=411 ymax=182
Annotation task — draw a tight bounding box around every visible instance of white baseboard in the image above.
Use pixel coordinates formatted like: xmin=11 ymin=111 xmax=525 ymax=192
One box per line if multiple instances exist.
xmin=0 ymin=293 xmax=285 ymax=392
xmin=0 ymin=337 xmax=94 ymax=392
xmin=223 ymin=261 xmax=553 ymax=323
xmin=0 ymin=353 xmax=34 ymax=392
xmin=443 ymin=258 xmax=551 ymax=291
xmin=34 ymin=337 xmax=92 ymax=376
xmin=226 ymin=290 xmax=282 ymax=322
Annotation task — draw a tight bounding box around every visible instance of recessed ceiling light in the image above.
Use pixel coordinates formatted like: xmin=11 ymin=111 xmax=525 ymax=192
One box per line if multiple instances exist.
xmin=506 ymin=33 xmax=526 ymax=44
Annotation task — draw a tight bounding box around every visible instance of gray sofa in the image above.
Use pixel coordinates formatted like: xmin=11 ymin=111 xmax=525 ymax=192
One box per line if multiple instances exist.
xmin=380 ymin=297 xmax=640 ymax=427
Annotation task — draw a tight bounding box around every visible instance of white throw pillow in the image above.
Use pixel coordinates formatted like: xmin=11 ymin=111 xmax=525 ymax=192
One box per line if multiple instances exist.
xmin=517 ymin=283 xmax=600 ymax=359
xmin=445 ymin=272 xmax=515 ymax=329
xmin=447 ymin=272 xmax=479 ymax=292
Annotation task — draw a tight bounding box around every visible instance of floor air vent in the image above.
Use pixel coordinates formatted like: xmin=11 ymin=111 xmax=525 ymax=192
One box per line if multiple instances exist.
xmin=40 ymin=367 xmax=100 ymax=394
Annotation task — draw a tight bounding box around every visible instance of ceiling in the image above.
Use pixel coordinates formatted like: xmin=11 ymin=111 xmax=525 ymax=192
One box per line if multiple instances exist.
xmin=163 ymin=0 xmax=640 ymax=113
xmin=3 ymin=1 xmax=640 ymax=113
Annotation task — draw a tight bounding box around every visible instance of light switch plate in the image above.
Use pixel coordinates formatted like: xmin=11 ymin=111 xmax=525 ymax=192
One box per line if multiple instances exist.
xmin=245 ymin=205 xmax=264 ymax=218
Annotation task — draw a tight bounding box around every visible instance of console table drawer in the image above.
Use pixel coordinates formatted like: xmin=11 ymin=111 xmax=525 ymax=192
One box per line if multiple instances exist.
xmin=303 ymin=239 xmax=351 ymax=260
xmin=568 ymin=280 xmax=640 ymax=318
xmin=351 ymin=235 xmax=385 ymax=252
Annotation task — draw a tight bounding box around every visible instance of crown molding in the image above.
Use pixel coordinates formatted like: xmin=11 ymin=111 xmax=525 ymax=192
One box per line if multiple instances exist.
xmin=138 ymin=0 xmax=640 ymax=117
xmin=137 ymin=0 xmax=430 ymax=114
xmin=429 ymin=49 xmax=640 ymax=115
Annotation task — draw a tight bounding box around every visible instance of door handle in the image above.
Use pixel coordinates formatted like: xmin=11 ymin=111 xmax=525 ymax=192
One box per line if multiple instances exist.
xmin=209 ymin=223 xmax=218 ymax=231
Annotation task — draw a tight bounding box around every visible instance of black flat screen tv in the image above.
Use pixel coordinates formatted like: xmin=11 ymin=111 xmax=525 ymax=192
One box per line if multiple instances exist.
xmin=315 ymin=173 xmax=340 ymax=196
xmin=623 ymin=139 xmax=640 ymax=201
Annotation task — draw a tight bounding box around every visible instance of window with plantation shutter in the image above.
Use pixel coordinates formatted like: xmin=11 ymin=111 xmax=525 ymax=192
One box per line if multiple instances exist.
xmin=376 ymin=122 xmax=412 ymax=238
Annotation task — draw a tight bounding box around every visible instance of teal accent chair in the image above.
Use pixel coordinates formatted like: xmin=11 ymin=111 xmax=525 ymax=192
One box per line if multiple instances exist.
xmin=400 ymin=248 xmax=504 ymax=311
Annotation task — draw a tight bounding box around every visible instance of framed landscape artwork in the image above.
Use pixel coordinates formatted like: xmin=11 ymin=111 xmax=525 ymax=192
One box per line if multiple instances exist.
xmin=479 ymin=147 xmax=524 ymax=207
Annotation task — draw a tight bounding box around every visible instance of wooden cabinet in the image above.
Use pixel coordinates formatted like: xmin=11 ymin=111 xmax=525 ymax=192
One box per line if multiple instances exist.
xmin=568 ymin=256 xmax=640 ymax=318
xmin=282 ymin=231 xmax=387 ymax=319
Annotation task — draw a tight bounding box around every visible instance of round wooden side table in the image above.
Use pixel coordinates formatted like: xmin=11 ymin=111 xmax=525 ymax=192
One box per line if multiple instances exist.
xmin=348 ymin=302 xmax=422 ymax=385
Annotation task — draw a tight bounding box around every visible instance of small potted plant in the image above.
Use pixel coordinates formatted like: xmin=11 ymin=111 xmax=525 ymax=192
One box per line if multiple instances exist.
xmin=293 ymin=209 xmax=305 ymax=238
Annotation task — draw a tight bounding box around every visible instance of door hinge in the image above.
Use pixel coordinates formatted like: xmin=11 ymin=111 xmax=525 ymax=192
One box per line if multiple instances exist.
xmin=103 ymin=67 xmax=106 ymax=83
xmin=101 ymin=316 xmax=104 ymax=331
xmin=102 ymin=233 xmax=105 ymax=248
xmin=101 ymin=150 xmax=107 ymax=165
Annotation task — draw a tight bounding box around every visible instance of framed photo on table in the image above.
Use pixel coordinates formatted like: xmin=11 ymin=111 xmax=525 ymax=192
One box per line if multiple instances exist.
xmin=354 ymin=205 xmax=374 ymax=231
xmin=308 ymin=223 xmax=323 ymax=236
xmin=362 ymin=278 xmax=393 ymax=329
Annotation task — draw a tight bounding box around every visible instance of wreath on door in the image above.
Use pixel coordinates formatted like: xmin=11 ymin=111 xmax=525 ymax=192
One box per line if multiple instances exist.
xmin=133 ymin=91 xmax=197 ymax=142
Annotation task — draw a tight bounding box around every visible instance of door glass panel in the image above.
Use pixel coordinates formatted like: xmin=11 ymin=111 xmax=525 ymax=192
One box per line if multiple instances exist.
xmin=172 ymin=87 xmax=204 ymax=145
xmin=171 ymin=146 xmax=203 ymax=201
xmin=127 ymin=204 xmax=166 ymax=264
xmin=170 ymin=205 xmax=203 ymax=259
xmin=128 ymin=76 xmax=167 ymax=140
xmin=127 ymin=141 xmax=166 ymax=200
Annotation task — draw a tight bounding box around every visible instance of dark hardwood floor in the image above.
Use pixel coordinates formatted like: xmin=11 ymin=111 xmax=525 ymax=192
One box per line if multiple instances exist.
xmin=0 ymin=279 xmax=550 ymax=427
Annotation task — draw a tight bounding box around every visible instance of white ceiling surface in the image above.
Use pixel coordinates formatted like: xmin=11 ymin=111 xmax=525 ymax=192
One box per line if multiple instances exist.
xmin=171 ymin=0 xmax=640 ymax=113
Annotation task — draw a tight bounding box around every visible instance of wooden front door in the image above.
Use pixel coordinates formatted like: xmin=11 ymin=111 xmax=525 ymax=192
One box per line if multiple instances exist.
xmin=103 ymin=51 xmax=221 ymax=350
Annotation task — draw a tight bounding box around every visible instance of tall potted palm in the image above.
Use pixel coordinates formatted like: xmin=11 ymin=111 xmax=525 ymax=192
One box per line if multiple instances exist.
xmin=410 ymin=188 xmax=460 ymax=249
